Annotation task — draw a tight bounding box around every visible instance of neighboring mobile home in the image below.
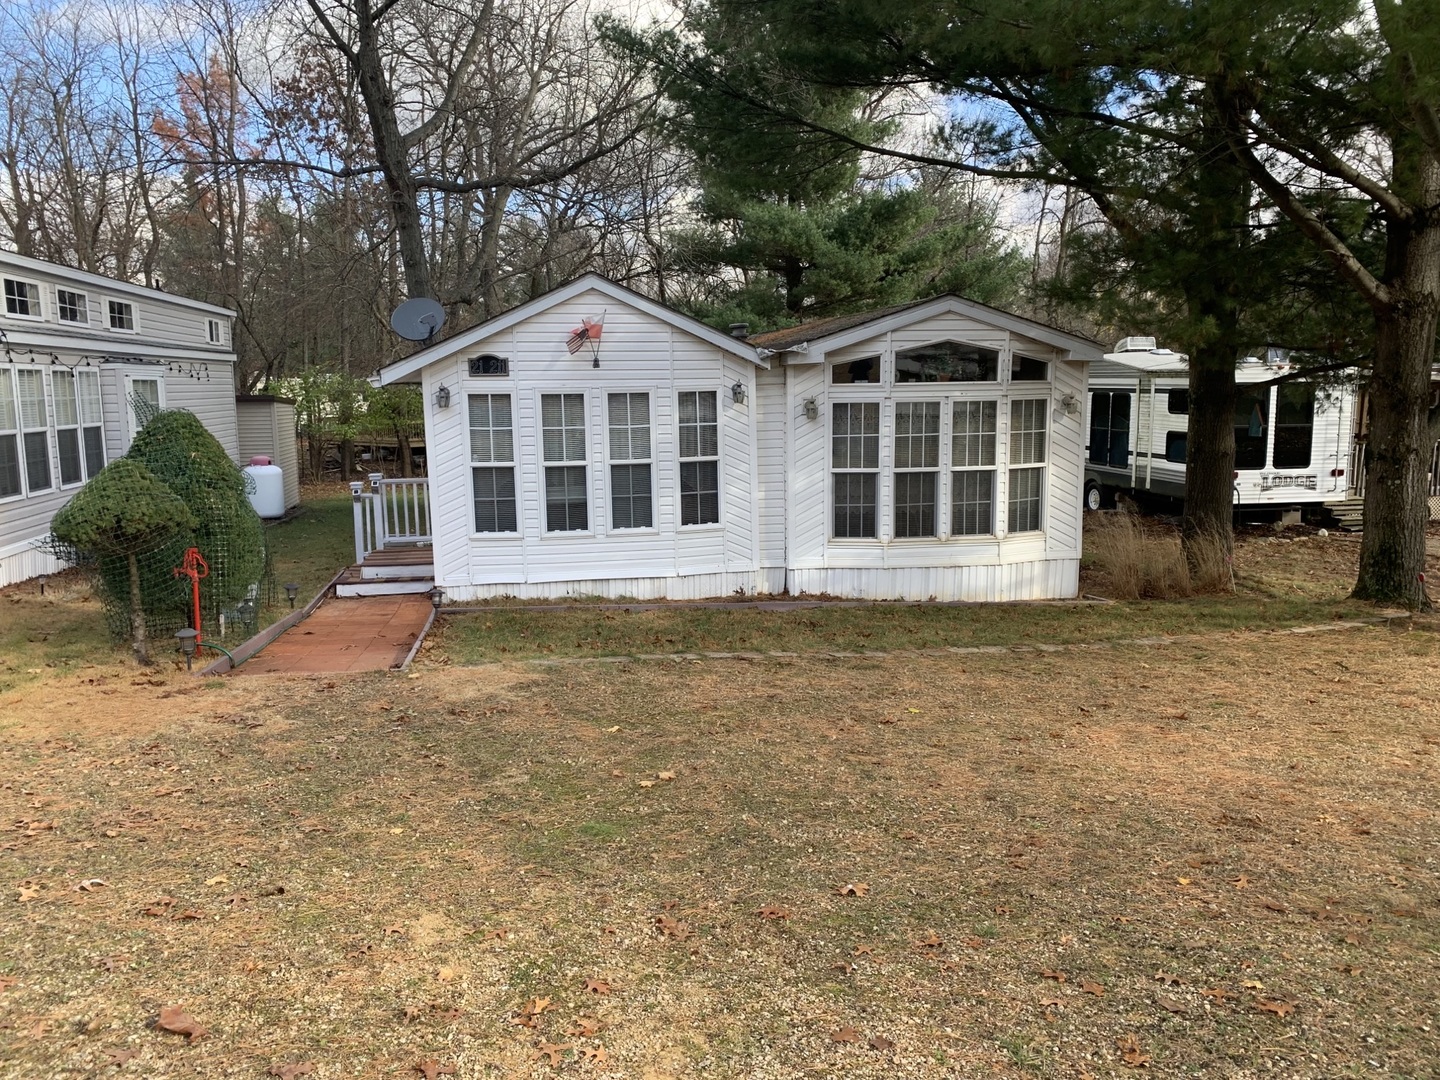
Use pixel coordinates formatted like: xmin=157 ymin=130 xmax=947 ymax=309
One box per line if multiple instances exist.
xmin=0 ymin=250 xmax=239 ymax=586
xmin=372 ymin=275 xmax=1102 ymax=602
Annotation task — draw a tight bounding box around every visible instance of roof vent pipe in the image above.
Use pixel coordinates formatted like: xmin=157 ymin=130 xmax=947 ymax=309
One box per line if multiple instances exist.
xmin=728 ymin=322 xmax=750 ymax=339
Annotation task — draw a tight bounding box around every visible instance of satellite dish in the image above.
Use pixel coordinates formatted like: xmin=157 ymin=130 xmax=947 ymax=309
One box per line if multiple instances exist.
xmin=390 ymin=297 xmax=446 ymax=342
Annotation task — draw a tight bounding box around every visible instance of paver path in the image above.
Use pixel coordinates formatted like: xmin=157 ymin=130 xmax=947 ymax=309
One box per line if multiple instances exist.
xmin=234 ymin=595 xmax=430 ymax=675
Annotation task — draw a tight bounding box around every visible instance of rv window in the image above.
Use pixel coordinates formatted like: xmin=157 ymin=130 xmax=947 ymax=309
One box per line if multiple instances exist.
xmin=1088 ymin=391 xmax=1130 ymax=468
xmin=1273 ymin=383 xmax=1315 ymax=469
xmin=1011 ymin=355 xmax=1049 ymax=381
xmin=1234 ymin=389 xmax=1269 ymax=469
xmin=1165 ymin=431 xmax=1187 ymax=463
xmin=832 ymin=356 xmax=880 ymax=384
xmin=1167 ymin=390 xmax=1188 ymax=415
xmin=895 ymin=341 xmax=998 ymax=383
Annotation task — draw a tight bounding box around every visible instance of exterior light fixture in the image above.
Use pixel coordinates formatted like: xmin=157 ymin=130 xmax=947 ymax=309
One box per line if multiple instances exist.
xmin=433 ymin=384 xmax=451 ymax=409
xmin=803 ymin=397 xmax=820 ymax=421
xmin=175 ymin=627 xmax=199 ymax=671
xmin=1060 ymin=393 xmax=1082 ymax=418
xmin=428 ymin=585 xmax=445 ymax=610
xmin=349 ymin=480 xmax=364 ymax=500
xmin=730 ymin=381 xmax=747 ymax=405
xmin=37 ymin=574 xmax=48 ymax=596
xmin=283 ymin=582 xmax=300 ymax=609
xmin=369 ymin=472 xmax=383 ymax=492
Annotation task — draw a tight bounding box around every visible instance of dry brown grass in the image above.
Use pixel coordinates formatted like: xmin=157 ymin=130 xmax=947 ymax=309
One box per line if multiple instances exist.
xmin=1085 ymin=514 xmax=1235 ymax=599
xmin=2 ymin=624 xmax=1438 ymax=1078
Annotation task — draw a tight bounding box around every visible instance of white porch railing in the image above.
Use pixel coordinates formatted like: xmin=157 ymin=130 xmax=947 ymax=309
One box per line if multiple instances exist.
xmin=352 ymin=473 xmax=432 ymax=563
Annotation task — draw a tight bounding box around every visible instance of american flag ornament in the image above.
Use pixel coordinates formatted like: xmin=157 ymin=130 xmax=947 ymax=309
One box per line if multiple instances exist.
xmin=566 ymin=313 xmax=605 ymax=366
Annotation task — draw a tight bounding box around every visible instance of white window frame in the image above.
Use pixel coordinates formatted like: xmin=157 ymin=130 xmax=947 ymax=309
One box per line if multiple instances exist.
xmin=207 ymin=317 xmax=223 ymax=344
xmin=1009 ymin=352 xmax=1052 ymax=383
xmin=891 ymin=399 xmax=942 ymax=539
xmin=677 ymin=389 xmax=722 ymax=529
xmin=3 ymin=277 xmax=43 ymax=321
xmin=830 ymin=400 xmax=881 ymax=540
xmin=125 ymin=373 xmax=164 ymax=442
xmin=606 ymin=391 xmax=656 ymax=532
xmin=106 ymin=297 xmax=139 ymax=333
xmin=467 ymin=392 xmax=517 ymax=535
xmin=56 ymin=287 xmax=89 ymax=325
xmin=1007 ymin=397 xmax=1049 ymax=534
xmin=950 ymin=398 xmax=999 ymax=537
xmin=539 ymin=390 xmax=592 ymax=535
xmin=0 ymin=367 xmax=22 ymax=502
xmin=15 ymin=366 xmax=53 ymax=495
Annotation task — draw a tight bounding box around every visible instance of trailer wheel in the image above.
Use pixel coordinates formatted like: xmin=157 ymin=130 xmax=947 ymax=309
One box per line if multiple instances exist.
xmin=1084 ymin=481 xmax=1104 ymax=512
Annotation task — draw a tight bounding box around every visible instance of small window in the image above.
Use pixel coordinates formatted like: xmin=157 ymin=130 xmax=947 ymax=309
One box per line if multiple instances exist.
xmin=1088 ymin=391 xmax=1131 ymax=468
xmin=468 ymin=354 xmax=509 ymax=376
xmin=3 ymin=278 xmax=41 ymax=319
xmin=832 ymin=355 xmax=880 ymax=384
xmin=1165 ymin=431 xmax=1187 ymax=463
xmin=108 ymin=299 xmax=137 ymax=331
xmin=895 ymin=340 xmax=998 ymax=383
xmin=678 ymin=390 xmax=720 ymax=526
xmin=1011 ymin=354 xmax=1049 ymax=381
xmin=57 ymin=289 xmax=88 ymax=324
xmin=1167 ymin=389 xmax=1189 ymax=415
xmin=207 ymin=318 xmax=222 ymax=344
xmin=1273 ymin=383 xmax=1315 ymax=469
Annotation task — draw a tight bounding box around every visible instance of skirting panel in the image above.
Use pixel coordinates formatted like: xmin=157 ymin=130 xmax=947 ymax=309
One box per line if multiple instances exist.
xmin=786 ymin=559 xmax=1080 ymax=602
xmin=0 ymin=541 xmax=67 ymax=589
xmin=438 ymin=569 xmax=781 ymax=603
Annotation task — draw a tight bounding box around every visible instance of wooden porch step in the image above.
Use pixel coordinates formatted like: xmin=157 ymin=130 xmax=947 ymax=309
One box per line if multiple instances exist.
xmin=362 ymin=547 xmax=433 ymax=568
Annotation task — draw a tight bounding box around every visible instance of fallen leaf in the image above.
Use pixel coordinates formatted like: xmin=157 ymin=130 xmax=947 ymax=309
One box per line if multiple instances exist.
xmin=852 ymin=944 xmax=875 ymax=956
xmin=1080 ymin=980 xmax=1105 ymax=997
xmin=637 ymin=780 xmax=657 ymax=788
xmin=413 ymin=1061 xmax=456 ymax=1079
xmin=0 ymin=976 xmax=18 ymax=991
xmin=1153 ymin=971 xmax=1182 ymax=986
xmin=74 ymin=878 xmax=109 ymax=892
xmin=204 ymin=874 xmax=229 ymax=887
xmin=655 ymin=915 xmax=691 ymax=939
xmin=1041 ymin=969 xmax=1066 ymax=982
xmin=267 ymin=1065 xmax=314 ymax=1079
xmin=756 ymin=905 xmax=791 ymax=920
xmin=656 ymin=771 xmax=676 ymax=781
xmin=16 ymin=884 xmax=41 ymax=903
xmin=831 ymin=962 xmax=855 ymax=975
xmin=531 ymin=1042 xmax=571 ymax=1066
xmin=520 ymin=996 xmax=553 ymax=1017
xmin=568 ymin=1017 xmax=603 ymax=1037
xmin=1040 ymin=996 xmax=1063 ymax=1008
xmin=1230 ymin=875 xmax=1250 ymax=889
xmin=914 ymin=932 xmax=943 ymax=949
xmin=1241 ymin=978 xmax=1265 ymax=990
xmin=105 ymin=1049 xmax=138 ymax=1065
xmin=604 ymin=726 xmax=620 ymax=733
xmin=484 ymin=928 xmax=510 ymax=940
xmin=1256 ymin=998 xmax=1296 ymax=1017
xmin=583 ymin=978 xmax=612 ymax=995
xmin=1200 ymin=987 xmax=1235 ymax=1001
xmin=1176 ymin=876 xmax=1192 ymax=886
xmin=868 ymin=1035 xmax=895 ymax=1051
xmin=1156 ymin=994 xmax=1189 ymax=1015
xmin=1116 ymin=1033 xmax=1151 ymax=1067
xmin=1261 ymin=899 xmax=1288 ymax=912
xmin=436 ymin=966 xmax=456 ymax=982
xmin=383 ymin=924 xmax=406 ymax=936
xmin=580 ymin=1045 xmax=607 ymax=1063
xmin=155 ymin=1005 xmax=208 ymax=1042
xmin=829 ymin=1026 xmax=860 ymax=1043
xmin=835 ymin=882 xmax=869 ymax=897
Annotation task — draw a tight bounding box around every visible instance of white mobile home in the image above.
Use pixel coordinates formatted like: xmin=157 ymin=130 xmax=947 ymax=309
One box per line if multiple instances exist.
xmin=1083 ymin=339 xmax=1356 ymax=513
xmin=0 ymin=251 xmax=240 ymax=586
xmin=370 ymin=275 xmax=1102 ymax=602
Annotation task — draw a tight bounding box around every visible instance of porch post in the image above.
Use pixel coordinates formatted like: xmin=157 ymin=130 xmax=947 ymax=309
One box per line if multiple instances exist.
xmin=350 ymin=481 xmax=366 ymax=564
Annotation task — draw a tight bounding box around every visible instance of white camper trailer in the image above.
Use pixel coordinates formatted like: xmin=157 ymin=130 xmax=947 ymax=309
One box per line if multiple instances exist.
xmin=1083 ymin=338 xmax=1356 ymax=514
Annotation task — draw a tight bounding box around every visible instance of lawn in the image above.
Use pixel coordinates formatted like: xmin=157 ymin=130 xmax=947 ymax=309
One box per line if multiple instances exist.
xmin=1 ymin=623 xmax=1436 ymax=1077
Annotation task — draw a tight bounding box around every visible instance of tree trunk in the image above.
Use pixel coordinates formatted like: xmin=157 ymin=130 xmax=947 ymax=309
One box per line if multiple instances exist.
xmin=397 ymin=432 xmax=413 ymax=478
xmin=128 ymin=551 xmax=150 ymax=665
xmin=1182 ymin=342 xmax=1238 ymax=567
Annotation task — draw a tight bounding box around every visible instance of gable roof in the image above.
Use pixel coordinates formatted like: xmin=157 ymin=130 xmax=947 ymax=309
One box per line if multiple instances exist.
xmin=375 ymin=274 xmax=765 ymax=385
xmin=748 ymin=294 xmax=1103 ymax=360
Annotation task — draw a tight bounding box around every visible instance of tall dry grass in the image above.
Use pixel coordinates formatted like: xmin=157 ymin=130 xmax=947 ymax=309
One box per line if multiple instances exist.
xmin=1085 ymin=514 xmax=1234 ymax=599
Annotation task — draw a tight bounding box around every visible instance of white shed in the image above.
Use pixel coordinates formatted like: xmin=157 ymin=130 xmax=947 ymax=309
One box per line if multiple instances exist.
xmin=371 ymin=275 xmax=1100 ymax=602
xmin=236 ymin=394 xmax=301 ymax=510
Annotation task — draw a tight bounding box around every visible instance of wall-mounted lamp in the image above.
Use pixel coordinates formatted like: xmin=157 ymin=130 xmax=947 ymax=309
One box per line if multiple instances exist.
xmin=1060 ymin=393 xmax=1082 ymax=418
xmin=730 ymin=380 xmax=747 ymax=405
xmin=803 ymin=397 xmax=820 ymax=421
xmin=433 ymin=383 xmax=451 ymax=409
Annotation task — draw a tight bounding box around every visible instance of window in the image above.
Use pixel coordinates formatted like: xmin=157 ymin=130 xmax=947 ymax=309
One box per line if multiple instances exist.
xmin=468 ymin=394 xmax=516 ymax=533
xmin=52 ymin=371 xmax=83 ymax=485
xmin=0 ymin=371 xmax=19 ymax=498
xmin=1273 ymin=383 xmax=1315 ymax=468
xmin=107 ymin=299 xmax=136 ymax=331
xmin=1008 ymin=399 xmax=1047 ymax=533
xmin=678 ymin=390 xmax=720 ymax=526
xmin=468 ymin=354 xmax=509 ymax=376
xmin=831 ymin=401 xmax=879 ymax=537
xmin=1165 ymin=431 xmax=1187 ymax=464
xmin=1011 ymin=354 xmax=1050 ymax=381
xmin=3 ymin=278 xmax=41 ymax=319
xmin=541 ymin=393 xmax=588 ymax=532
xmin=892 ymin=401 xmax=940 ymax=537
xmin=895 ymin=340 xmax=998 ymax=383
xmin=832 ymin=355 xmax=880 ymax=384
xmin=207 ymin=318 xmax=222 ymax=344
xmin=951 ymin=400 xmax=997 ymax=535
xmin=1088 ymin=391 xmax=1131 ymax=467
xmin=129 ymin=376 xmax=161 ymax=436
xmin=1234 ymin=388 xmax=1269 ymax=470
xmin=57 ymin=289 xmax=88 ymax=324
xmin=16 ymin=368 xmax=51 ymax=493
xmin=1167 ymin=389 xmax=1189 ymax=415
xmin=608 ymin=393 xmax=653 ymax=529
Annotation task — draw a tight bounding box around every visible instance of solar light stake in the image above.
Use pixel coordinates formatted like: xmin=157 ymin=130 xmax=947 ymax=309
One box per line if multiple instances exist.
xmin=175 ymin=627 xmax=199 ymax=671
xmin=428 ymin=585 xmax=445 ymax=610
xmin=37 ymin=575 xmax=47 ymax=596
xmin=284 ymin=582 xmax=300 ymax=609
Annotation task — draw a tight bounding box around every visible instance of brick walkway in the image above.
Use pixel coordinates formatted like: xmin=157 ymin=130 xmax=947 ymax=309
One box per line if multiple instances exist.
xmin=234 ymin=596 xmax=431 ymax=675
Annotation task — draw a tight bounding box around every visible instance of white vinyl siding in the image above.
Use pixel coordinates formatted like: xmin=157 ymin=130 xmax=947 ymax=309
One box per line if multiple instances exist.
xmin=678 ymin=390 xmax=719 ymax=526
xmin=608 ymin=392 xmax=653 ymax=530
xmin=541 ymin=392 xmax=588 ymax=533
xmin=3 ymin=277 xmax=42 ymax=319
xmin=1008 ymin=398 xmax=1048 ymax=533
xmin=0 ymin=371 xmax=19 ymax=498
xmin=831 ymin=401 xmax=880 ymax=538
xmin=469 ymin=393 xmax=517 ymax=534
xmin=951 ymin=400 xmax=997 ymax=535
xmin=892 ymin=401 xmax=940 ymax=538
xmin=16 ymin=369 xmax=51 ymax=493
xmin=57 ymin=289 xmax=88 ymax=324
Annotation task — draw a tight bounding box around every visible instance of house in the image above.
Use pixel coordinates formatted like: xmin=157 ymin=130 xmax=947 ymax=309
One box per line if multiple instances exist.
xmin=0 ymin=250 xmax=239 ymax=586
xmin=369 ymin=274 xmax=1102 ymax=602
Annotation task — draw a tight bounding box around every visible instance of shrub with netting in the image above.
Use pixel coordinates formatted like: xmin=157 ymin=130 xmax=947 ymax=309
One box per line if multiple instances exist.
xmin=126 ymin=409 xmax=267 ymax=630
xmin=49 ymin=458 xmax=197 ymax=664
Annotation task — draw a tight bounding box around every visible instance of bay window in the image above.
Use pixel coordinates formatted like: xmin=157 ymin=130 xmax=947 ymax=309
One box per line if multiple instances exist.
xmin=951 ymin=400 xmax=997 ymax=535
xmin=892 ymin=401 xmax=940 ymax=537
xmin=831 ymin=401 xmax=879 ymax=538
xmin=541 ymin=392 xmax=588 ymax=532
